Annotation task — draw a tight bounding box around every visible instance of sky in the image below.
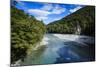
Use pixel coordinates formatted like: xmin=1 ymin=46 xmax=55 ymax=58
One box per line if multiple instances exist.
xmin=12 ymin=0 xmax=84 ymax=24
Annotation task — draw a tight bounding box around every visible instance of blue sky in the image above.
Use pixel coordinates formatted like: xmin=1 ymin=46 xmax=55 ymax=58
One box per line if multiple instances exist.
xmin=13 ymin=0 xmax=84 ymax=24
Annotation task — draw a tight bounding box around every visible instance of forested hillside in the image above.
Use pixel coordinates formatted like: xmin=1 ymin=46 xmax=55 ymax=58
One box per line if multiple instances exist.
xmin=47 ymin=6 xmax=95 ymax=36
xmin=11 ymin=6 xmax=46 ymax=63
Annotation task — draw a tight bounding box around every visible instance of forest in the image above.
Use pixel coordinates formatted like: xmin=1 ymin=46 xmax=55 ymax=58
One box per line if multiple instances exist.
xmin=11 ymin=6 xmax=46 ymax=63
xmin=47 ymin=6 xmax=95 ymax=36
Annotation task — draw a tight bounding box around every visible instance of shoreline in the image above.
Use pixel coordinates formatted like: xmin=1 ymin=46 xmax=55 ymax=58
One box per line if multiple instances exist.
xmin=12 ymin=34 xmax=95 ymax=66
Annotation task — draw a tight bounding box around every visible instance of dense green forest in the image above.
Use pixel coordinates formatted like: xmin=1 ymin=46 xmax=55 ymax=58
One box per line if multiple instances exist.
xmin=11 ymin=6 xmax=46 ymax=63
xmin=47 ymin=6 xmax=95 ymax=36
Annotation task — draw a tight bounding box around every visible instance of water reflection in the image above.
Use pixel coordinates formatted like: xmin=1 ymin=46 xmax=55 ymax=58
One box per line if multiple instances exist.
xmin=20 ymin=34 xmax=95 ymax=65
xmin=56 ymin=41 xmax=95 ymax=63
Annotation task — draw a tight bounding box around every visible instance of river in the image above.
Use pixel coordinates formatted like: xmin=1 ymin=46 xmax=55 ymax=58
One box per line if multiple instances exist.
xmin=19 ymin=34 xmax=95 ymax=65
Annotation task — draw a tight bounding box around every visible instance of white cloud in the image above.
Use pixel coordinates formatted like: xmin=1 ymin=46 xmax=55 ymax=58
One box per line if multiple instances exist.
xmin=28 ymin=9 xmax=51 ymax=20
xmin=69 ymin=6 xmax=82 ymax=13
xmin=51 ymin=5 xmax=66 ymax=14
xmin=41 ymin=4 xmax=53 ymax=11
xmin=28 ymin=9 xmax=51 ymax=16
xmin=35 ymin=16 xmax=48 ymax=21
xmin=41 ymin=4 xmax=66 ymax=14
xmin=27 ymin=4 xmax=66 ymax=21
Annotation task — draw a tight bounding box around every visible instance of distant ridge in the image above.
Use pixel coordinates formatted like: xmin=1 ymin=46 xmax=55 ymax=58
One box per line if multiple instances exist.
xmin=47 ymin=6 xmax=95 ymax=36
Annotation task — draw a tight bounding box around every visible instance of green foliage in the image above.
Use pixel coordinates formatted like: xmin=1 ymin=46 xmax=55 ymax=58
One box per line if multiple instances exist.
xmin=11 ymin=6 xmax=46 ymax=63
xmin=47 ymin=6 xmax=95 ymax=36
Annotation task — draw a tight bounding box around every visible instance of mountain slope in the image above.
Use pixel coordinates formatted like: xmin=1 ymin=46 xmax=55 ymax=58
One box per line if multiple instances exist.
xmin=47 ymin=6 xmax=95 ymax=36
xmin=11 ymin=6 xmax=46 ymax=63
